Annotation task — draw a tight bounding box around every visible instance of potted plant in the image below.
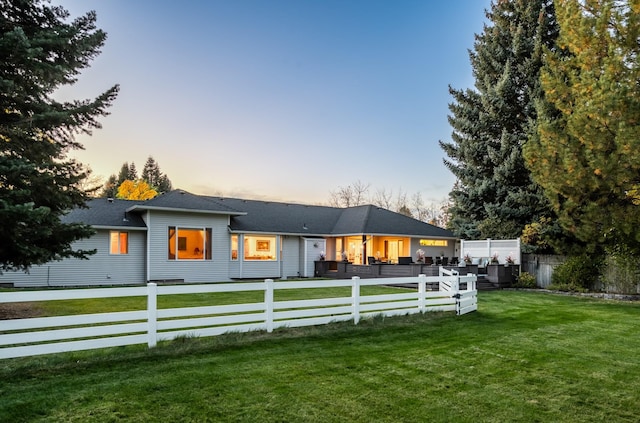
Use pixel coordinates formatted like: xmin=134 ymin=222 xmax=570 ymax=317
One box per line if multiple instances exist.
xmin=487 ymin=252 xmax=517 ymax=288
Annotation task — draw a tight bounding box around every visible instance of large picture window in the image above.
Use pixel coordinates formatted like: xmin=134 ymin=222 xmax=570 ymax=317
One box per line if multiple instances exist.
xmin=168 ymin=227 xmax=212 ymax=260
xmin=243 ymin=235 xmax=276 ymax=261
xmin=110 ymin=231 xmax=128 ymax=255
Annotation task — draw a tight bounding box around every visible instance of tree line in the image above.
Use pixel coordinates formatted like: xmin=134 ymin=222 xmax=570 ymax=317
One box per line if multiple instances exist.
xmin=99 ymin=156 xmax=173 ymax=200
xmin=440 ymin=0 xmax=640 ymax=262
xmin=3 ymin=0 xmax=638 ymax=273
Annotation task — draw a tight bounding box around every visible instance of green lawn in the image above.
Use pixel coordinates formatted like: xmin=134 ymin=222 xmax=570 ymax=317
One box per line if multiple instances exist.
xmin=1 ymin=290 xmax=639 ymax=422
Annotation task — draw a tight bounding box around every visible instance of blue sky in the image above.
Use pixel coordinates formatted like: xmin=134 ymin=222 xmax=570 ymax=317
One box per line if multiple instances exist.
xmin=58 ymin=0 xmax=491 ymax=205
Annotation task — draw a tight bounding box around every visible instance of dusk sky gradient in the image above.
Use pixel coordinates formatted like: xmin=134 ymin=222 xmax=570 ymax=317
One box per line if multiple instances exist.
xmin=57 ymin=0 xmax=491 ymax=205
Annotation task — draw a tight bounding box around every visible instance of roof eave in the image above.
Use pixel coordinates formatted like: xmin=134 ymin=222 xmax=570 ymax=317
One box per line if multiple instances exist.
xmin=92 ymin=225 xmax=148 ymax=231
xmin=126 ymin=205 xmax=246 ymax=216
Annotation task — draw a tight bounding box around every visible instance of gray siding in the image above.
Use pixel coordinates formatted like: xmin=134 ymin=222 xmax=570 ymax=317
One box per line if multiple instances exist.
xmin=145 ymin=211 xmax=231 ymax=283
xmin=0 ymin=230 xmax=146 ymax=287
xmin=281 ymin=236 xmax=301 ymax=279
xmin=300 ymin=238 xmax=325 ymax=277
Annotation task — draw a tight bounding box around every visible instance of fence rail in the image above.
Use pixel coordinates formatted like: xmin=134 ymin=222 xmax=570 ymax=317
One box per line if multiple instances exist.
xmin=0 ymin=271 xmax=477 ymax=360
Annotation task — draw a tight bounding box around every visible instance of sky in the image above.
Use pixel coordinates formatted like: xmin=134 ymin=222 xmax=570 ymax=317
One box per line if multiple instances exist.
xmin=57 ymin=0 xmax=491 ymax=205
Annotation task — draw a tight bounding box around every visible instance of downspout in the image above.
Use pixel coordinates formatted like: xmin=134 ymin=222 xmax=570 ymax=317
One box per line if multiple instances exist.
xmin=146 ymin=212 xmax=151 ymax=283
xmin=279 ymin=235 xmax=283 ymax=279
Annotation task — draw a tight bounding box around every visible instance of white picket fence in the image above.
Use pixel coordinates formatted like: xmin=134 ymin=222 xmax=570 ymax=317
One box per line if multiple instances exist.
xmin=0 ymin=271 xmax=477 ymax=360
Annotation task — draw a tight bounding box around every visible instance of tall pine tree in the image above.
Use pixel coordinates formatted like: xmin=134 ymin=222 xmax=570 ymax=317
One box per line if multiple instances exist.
xmin=524 ymin=0 xmax=640 ymax=252
xmin=141 ymin=156 xmax=172 ymax=193
xmin=440 ymin=0 xmax=558 ymax=240
xmin=0 ymin=0 xmax=118 ymax=271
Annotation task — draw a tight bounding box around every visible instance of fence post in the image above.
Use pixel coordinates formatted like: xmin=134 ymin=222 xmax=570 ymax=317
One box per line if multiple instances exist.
xmin=418 ymin=274 xmax=427 ymax=312
xmin=352 ymin=276 xmax=360 ymax=325
xmin=451 ymin=272 xmax=460 ymax=293
xmin=265 ymin=279 xmax=274 ymax=333
xmin=147 ymin=283 xmax=157 ymax=348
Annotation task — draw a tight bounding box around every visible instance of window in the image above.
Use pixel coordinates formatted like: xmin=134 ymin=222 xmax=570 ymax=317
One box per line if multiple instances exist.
xmin=231 ymin=235 xmax=238 ymax=260
xmin=244 ymin=235 xmax=276 ymax=261
xmin=168 ymin=226 xmax=212 ymax=260
xmin=110 ymin=231 xmax=128 ymax=255
xmin=419 ymin=239 xmax=448 ymax=247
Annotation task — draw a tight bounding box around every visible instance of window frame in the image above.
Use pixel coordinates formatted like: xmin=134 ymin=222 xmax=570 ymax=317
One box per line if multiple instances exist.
xmin=109 ymin=231 xmax=129 ymax=255
xmin=167 ymin=226 xmax=212 ymax=260
xmin=243 ymin=235 xmax=277 ymax=261
xmin=231 ymin=234 xmax=238 ymax=261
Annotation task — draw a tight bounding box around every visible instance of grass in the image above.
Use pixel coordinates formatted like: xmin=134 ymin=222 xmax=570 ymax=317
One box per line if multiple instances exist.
xmin=1 ymin=290 xmax=640 ymax=422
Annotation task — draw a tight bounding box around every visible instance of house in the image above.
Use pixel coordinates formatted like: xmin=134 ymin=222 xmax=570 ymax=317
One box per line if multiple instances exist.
xmin=0 ymin=190 xmax=458 ymax=287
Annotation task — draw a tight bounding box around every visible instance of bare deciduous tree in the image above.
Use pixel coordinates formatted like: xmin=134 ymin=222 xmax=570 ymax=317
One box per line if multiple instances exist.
xmin=371 ymin=187 xmax=394 ymax=210
xmin=329 ymin=180 xmax=370 ymax=207
xmin=77 ymin=166 xmax=104 ymax=198
xmin=394 ymin=189 xmax=409 ymax=215
xmin=410 ymin=192 xmax=428 ymax=221
xmin=328 ymin=181 xmax=450 ymax=228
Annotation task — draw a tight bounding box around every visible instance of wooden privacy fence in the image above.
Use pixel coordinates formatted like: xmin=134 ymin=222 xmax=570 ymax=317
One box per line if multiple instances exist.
xmin=521 ymin=254 xmax=566 ymax=288
xmin=0 ymin=270 xmax=477 ymax=360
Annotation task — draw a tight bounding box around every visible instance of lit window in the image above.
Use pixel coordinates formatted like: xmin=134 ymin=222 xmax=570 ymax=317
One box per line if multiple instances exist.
xmin=231 ymin=235 xmax=238 ymax=260
xmin=110 ymin=231 xmax=128 ymax=255
xmin=419 ymin=239 xmax=448 ymax=247
xmin=168 ymin=226 xmax=212 ymax=260
xmin=244 ymin=235 xmax=276 ymax=261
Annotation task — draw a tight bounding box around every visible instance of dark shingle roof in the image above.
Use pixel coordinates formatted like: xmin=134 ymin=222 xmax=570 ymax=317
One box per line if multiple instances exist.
xmin=217 ymin=197 xmax=454 ymax=238
xmin=63 ymin=190 xmax=455 ymax=238
xmin=128 ymin=190 xmax=244 ymax=215
xmin=62 ymin=198 xmax=146 ymax=229
xmin=357 ymin=205 xmax=454 ymax=237
xmin=215 ymin=198 xmax=343 ymax=235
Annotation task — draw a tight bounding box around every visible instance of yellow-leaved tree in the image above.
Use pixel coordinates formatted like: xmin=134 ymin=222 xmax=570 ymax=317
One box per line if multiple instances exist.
xmin=116 ymin=180 xmax=158 ymax=200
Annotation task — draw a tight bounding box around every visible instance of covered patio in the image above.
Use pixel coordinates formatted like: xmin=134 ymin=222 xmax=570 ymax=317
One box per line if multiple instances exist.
xmin=314 ymin=260 xmax=517 ymax=290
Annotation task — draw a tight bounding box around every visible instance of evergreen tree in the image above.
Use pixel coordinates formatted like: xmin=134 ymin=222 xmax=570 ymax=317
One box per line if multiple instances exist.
xmin=128 ymin=162 xmax=137 ymax=180
xmin=141 ymin=156 xmax=161 ymax=187
xmin=439 ymin=0 xmax=559 ymax=240
xmin=0 ymin=0 xmax=118 ymax=271
xmin=524 ymin=0 xmax=640 ymax=252
xmin=157 ymin=174 xmax=172 ymax=193
xmin=116 ymin=162 xmax=130 ymax=185
xmin=101 ymin=174 xmax=118 ymax=198
xmin=141 ymin=155 xmax=172 ymax=193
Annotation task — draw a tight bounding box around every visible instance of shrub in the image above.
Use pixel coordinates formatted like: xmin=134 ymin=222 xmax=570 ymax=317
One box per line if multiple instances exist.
xmin=549 ymin=254 xmax=602 ymax=292
xmin=514 ymin=272 xmax=537 ymax=288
